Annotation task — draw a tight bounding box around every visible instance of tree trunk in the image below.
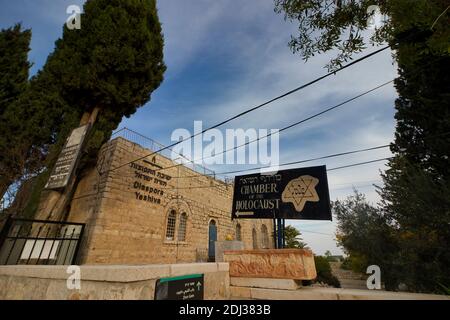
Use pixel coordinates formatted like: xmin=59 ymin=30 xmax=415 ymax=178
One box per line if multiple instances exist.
xmin=80 ymin=107 xmax=100 ymax=126
xmin=0 ymin=176 xmax=13 ymax=206
xmin=7 ymin=177 xmax=35 ymax=216
xmin=42 ymin=107 xmax=101 ymax=221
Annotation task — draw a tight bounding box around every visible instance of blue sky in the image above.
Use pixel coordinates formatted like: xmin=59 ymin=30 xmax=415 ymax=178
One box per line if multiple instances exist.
xmin=1 ymin=0 xmax=399 ymax=255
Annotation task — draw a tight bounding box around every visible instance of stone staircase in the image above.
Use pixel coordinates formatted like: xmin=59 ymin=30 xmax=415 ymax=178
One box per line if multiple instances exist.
xmin=330 ymin=262 xmax=368 ymax=290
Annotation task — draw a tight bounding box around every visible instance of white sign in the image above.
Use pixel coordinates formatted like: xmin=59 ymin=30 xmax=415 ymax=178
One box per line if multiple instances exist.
xmin=45 ymin=124 xmax=90 ymax=189
xmin=20 ymin=240 xmax=60 ymax=260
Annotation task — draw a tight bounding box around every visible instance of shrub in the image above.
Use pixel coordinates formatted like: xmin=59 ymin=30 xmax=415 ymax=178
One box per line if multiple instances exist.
xmin=341 ymin=254 xmax=367 ymax=273
xmin=314 ymin=256 xmax=341 ymax=288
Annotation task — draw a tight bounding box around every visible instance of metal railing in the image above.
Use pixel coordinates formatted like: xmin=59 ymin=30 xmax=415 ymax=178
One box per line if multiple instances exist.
xmin=0 ymin=216 xmax=85 ymax=265
xmin=111 ymin=127 xmax=233 ymax=184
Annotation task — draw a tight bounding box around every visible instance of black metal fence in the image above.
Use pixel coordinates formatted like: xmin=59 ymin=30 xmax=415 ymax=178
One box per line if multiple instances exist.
xmin=0 ymin=216 xmax=85 ymax=265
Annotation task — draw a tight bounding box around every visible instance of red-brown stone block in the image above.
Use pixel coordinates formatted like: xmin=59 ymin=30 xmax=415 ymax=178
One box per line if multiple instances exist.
xmin=223 ymin=249 xmax=317 ymax=280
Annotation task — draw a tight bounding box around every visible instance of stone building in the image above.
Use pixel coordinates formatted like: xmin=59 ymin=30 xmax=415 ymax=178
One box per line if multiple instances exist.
xmin=36 ymin=129 xmax=274 ymax=264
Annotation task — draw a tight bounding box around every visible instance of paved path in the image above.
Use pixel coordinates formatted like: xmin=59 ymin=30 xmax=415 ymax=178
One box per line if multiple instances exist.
xmin=230 ymin=286 xmax=450 ymax=300
xmin=330 ymin=261 xmax=368 ymax=290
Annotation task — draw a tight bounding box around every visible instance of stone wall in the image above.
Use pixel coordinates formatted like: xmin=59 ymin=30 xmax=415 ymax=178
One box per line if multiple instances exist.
xmin=0 ymin=263 xmax=229 ymax=300
xmin=224 ymin=249 xmax=317 ymax=280
xmin=1 ymin=264 xmax=447 ymax=301
xmin=48 ymin=137 xmax=274 ymax=264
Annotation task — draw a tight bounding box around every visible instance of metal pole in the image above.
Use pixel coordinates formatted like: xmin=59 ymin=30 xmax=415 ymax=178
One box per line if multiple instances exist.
xmin=273 ymin=218 xmax=277 ymax=248
xmin=0 ymin=215 xmax=13 ymax=251
xmin=276 ymin=218 xmax=283 ymax=249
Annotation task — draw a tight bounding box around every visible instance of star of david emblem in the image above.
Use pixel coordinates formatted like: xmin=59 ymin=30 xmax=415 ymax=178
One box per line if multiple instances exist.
xmin=281 ymin=175 xmax=320 ymax=212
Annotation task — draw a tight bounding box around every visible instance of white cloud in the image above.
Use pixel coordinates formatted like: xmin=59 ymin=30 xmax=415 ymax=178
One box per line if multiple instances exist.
xmin=2 ymin=0 xmax=401 ymax=256
xmin=124 ymin=1 xmax=399 ymax=255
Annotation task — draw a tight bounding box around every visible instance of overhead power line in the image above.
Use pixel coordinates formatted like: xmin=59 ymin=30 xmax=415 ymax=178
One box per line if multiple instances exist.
xmin=327 ymin=157 xmax=393 ymax=171
xmin=137 ymin=80 xmax=394 ymax=177
xmin=105 ymin=18 xmax=443 ymax=177
xmin=212 ymin=157 xmax=393 ymax=177
xmin=187 ymin=156 xmax=392 ymax=178
xmin=332 ymin=182 xmax=382 ymax=191
xmin=93 ymin=156 xmax=392 ymax=197
xmin=151 ymin=155 xmax=394 ymax=182
xmin=110 ymin=52 xmax=442 ymax=180
xmin=213 ymin=145 xmax=390 ymax=176
xmin=115 ymin=140 xmax=390 ymax=180
xmin=298 ymin=229 xmax=334 ymax=236
xmin=105 ymin=45 xmax=390 ymax=174
xmin=114 ymin=128 xmax=450 ymax=181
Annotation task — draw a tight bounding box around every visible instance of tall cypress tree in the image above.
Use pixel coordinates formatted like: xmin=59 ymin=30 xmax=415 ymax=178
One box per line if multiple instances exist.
xmin=0 ymin=69 xmax=81 ymax=214
xmin=45 ymin=0 xmax=165 ymax=160
xmin=2 ymin=0 xmax=166 ymax=216
xmin=32 ymin=0 xmax=166 ymax=218
xmin=378 ymin=6 xmax=450 ymax=292
xmin=0 ymin=24 xmax=31 ymax=115
xmin=0 ymin=25 xmax=75 ymax=209
xmin=44 ymin=0 xmax=165 ymax=128
xmin=0 ymin=24 xmax=32 ymax=200
xmin=274 ymin=0 xmax=450 ymax=292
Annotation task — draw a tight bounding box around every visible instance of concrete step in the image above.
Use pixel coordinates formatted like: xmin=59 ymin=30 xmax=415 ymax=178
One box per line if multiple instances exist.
xmin=230 ymin=286 xmax=450 ymax=300
xmin=230 ymin=277 xmax=301 ymax=290
xmin=338 ymin=279 xmax=368 ymax=290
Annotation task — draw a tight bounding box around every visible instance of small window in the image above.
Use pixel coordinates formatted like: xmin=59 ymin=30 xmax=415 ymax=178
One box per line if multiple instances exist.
xmin=166 ymin=210 xmax=177 ymax=240
xmin=178 ymin=212 xmax=187 ymax=241
xmin=261 ymin=224 xmax=269 ymax=249
xmin=252 ymin=228 xmax=258 ymax=249
xmin=235 ymin=224 xmax=242 ymax=241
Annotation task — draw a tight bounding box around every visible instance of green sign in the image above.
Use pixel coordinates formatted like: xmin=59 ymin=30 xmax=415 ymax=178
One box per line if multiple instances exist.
xmin=154 ymin=274 xmax=204 ymax=300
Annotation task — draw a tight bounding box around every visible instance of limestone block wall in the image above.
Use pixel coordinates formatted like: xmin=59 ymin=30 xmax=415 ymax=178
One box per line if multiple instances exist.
xmin=65 ymin=137 xmax=274 ymax=265
xmin=0 ymin=263 xmax=230 ymax=300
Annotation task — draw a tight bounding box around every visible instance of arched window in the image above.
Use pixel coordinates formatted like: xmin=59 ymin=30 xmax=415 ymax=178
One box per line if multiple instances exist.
xmin=178 ymin=212 xmax=187 ymax=241
xmin=261 ymin=224 xmax=269 ymax=249
xmin=166 ymin=210 xmax=177 ymax=240
xmin=252 ymin=228 xmax=258 ymax=249
xmin=235 ymin=224 xmax=242 ymax=241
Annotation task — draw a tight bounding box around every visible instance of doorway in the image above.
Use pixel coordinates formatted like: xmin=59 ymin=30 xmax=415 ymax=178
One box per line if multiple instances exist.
xmin=208 ymin=220 xmax=217 ymax=262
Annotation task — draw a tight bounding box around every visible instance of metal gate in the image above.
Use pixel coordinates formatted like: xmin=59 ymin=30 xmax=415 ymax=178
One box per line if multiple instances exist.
xmin=0 ymin=216 xmax=85 ymax=265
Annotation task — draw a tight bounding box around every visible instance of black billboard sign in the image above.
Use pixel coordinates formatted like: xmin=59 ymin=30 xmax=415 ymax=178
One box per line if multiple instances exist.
xmin=231 ymin=165 xmax=331 ymax=220
xmin=154 ymin=274 xmax=204 ymax=300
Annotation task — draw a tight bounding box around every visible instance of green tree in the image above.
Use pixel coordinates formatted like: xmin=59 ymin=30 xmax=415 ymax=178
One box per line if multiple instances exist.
xmin=0 ymin=24 xmax=34 ymax=201
xmin=274 ymin=0 xmax=449 ymax=70
xmin=284 ymin=225 xmax=308 ymax=248
xmin=324 ymin=250 xmax=336 ymax=262
xmin=47 ymin=0 xmax=165 ymax=181
xmin=0 ymin=24 xmax=83 ymax=211
xmin=1 ymin=80 xmax=80 ymax=210
xmin=379 ymin=1 xmax=450 ymax=293
xmin=7 ymin=0 xmax=166 ymax=218
xmin=340 ymin=254 xmax=368 ymax=273
xmin=379 ymin=160 xmax=450 ymax=293
xmin=275 ymin=0 xmax=450 ymax=294
xmin=314 ymin=255 xmax=341 ymax=288
xmin=0 ymin=71 xmax=81 ymax=216
xmin=334 ymin=191 xmax=400 ymax=290
xmin=0 ymin=24 xmax=31 ymax=115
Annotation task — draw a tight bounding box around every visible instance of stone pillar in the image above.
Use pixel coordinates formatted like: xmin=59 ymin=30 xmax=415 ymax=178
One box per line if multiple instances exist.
xmin=215 ymin=240 xmax=244 ymax=262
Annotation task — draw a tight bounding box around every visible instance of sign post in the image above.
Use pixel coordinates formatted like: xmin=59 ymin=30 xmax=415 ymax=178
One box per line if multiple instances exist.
xmin=154 ymin=274 xmax=204 ymax=300
xmin=275 ymin=218 xmax=282 ymax=249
